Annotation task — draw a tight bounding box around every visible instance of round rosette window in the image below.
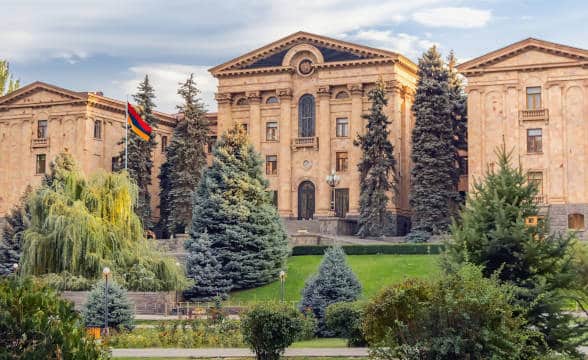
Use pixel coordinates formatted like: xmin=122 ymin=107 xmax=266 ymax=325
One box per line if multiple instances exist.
xmin=298 ymin=59 xmax=314 ymax=76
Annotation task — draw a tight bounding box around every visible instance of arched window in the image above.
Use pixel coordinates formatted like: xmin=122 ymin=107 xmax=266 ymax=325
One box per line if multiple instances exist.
xmin=335 ymin=91 xmax=350 ymax=99
xmin=298 ymin=94 xmax=315 ymax=137
xmin=568 ymin=213 xmax=585 ymax=230
xmin=236 ymin=97 xmax=248 ymax=106
xmin=266 ymin=96 xmax=279 ymax=104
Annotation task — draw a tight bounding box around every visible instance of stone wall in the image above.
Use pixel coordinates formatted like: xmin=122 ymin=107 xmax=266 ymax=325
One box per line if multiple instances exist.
xmin=548 ymin=203 xmax=588 ymax=240
xmin=61 ymin=291 xmax=176 ymax=315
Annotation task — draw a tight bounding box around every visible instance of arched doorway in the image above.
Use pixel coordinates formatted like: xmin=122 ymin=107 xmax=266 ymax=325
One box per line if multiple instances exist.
xmin=298 ymin=181 xmax=315 ymax=220
xmin=298 ymin=94 xmax=315 ymax=137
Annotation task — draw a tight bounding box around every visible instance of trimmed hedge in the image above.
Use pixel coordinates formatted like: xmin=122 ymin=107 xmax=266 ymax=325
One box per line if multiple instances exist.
xmin=291 ymin=244 xmax=445 ymax=256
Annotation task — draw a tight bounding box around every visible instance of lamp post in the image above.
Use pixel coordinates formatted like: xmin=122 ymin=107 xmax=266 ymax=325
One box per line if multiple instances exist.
xmin=325 ymin=170 xmax=341 ymax=216
xmin=12 ymin=263 xmax=19 ymax=274
xmin=175 ymin=261 xmax=181 ymax=317
xmin=279 ymin=270 xmax=286 ymax=302
xmin=102 ymin=267 xmax=111 ymax=336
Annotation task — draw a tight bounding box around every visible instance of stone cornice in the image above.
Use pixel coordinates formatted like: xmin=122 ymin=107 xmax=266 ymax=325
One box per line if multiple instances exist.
xmin=316 ymin=85 xmax=331 ymax=98
xmin=347 ymin=83 xmax=363 ymax=96
xmin=461 ymin=61 xmax=586 ymax=76
xmin=246 ymin=91 xmax=262 ymax=104
xmin=277 ymin=88 xmax=293 ymax=100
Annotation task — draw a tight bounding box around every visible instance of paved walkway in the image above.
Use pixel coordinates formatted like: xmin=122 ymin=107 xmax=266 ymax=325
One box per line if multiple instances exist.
xmin=111 ymin=347 xmax=369 ymax=358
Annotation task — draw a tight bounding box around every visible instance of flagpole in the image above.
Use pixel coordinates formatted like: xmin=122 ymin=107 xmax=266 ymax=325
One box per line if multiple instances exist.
xmin=124 ymin=96 xmax=128 ymax=170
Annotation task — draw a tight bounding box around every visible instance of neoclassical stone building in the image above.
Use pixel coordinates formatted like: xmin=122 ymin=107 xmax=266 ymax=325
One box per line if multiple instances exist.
xmin=458 ymin=38 xmax=588 ymax=238
xmin=210 ymin=32 xmax=417 ymax=234
xmin=0 ymin=81 xmax=177 ymax=220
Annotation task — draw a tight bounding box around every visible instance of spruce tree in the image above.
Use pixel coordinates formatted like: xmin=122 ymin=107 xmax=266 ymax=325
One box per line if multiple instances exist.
xmin=183 ymin=232 xmax=232 ymax=301
xmin=157 ymin=161 xmax=172 ymax=238
xmin=444 ymin=146 xmax=588 ymax=357
xmin=0 ymin=188 xmax=30 ymax=276
xmin=299 ymin=246 xmax=362 ymax=336
xmin=354 ymin=82 xmax=397 ymax=237
xmin=190 ymin=124 xmax=289 ymax=289
xmin=82 ymin=280 xmax=134 ymax=330
xmin=409 ymin=46 xmax=455 ymax=240
xmin=117 ymin=75 xmax=157 ymax=229
xmin=160 ymin=74 xmax=209 ymax=234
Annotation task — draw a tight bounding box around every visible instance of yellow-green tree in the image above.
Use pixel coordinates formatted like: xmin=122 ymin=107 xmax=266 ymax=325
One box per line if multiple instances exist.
xmin=0 ymin=60 xmax=19 ymax=96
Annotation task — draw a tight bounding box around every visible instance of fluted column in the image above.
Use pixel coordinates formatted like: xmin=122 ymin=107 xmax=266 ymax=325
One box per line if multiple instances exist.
xmin=277 ymin=88 xmax=293 ymax=217
xmin=247 ymin=91 xmax=262 ymax=151
xmin=347 ymin=83 xmax=363 ymax=217
xmin=316 ymin=85 xmax=331 ymax=217
xmin=215 ymin=92 xmax=232 ymax=136
xmin=384 ymin=80 xmax=403 ymax=210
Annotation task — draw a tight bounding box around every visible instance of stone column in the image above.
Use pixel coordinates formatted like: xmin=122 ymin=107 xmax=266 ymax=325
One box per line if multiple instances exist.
xmin=247 ymin=91 xmax=262 ymax=151
xmin=316 ymin=85 xmax=331 ymax=217
xmin=277 ymin=88 xmax=293 ymax=218
xmin=347 ymin=83 xmax=363 ymax=217
xmin=384 ymin=80 xmax=403 ymax=210
xmin=215 ymin=92 xmax=232 ymax=136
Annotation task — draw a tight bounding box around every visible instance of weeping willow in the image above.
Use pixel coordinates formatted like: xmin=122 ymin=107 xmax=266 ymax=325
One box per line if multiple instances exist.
xmin=21 ymin=153 xmax=186 ymax=291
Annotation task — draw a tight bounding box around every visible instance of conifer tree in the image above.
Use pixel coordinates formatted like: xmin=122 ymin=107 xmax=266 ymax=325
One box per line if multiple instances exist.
xmin=82 ymin=280 xmax=134 ymax=330
xmin=157 ymin=161 xmax=172 ymax=238
xmin=299 ymin=246 xmax=362 ymax=336
xmin=160 ymin=74 xmax=208 ymax=234
xmin=444 ymin=146 xmax=588 ymax=356
xmin=190 ymin=124 xmax=289 ymax=289
xmin=183 ymin=232 xmax=232 ymax=301
xmin=354 ymin=82 xmax=397 ymax=237
xmin=409 ymin=46 xmax=455 ymax=240
xmin=0 ymin=188 xmax=31 ymax=276
xmin=117 ymin=75 xmax=157 ymax=229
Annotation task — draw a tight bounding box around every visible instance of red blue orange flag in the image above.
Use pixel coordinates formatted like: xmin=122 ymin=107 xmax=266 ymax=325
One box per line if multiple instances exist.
xmin=127 ymin=103 xmax=152 ymax=141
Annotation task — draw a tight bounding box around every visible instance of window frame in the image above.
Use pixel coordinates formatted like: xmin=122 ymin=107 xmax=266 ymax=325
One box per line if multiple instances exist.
xmin=266 ymin=155 xmax=278 ymax=176
xmin=568 ymin=213 xmax=585 ymax=231
xmin=37 ymin=120 xmax=48 ymax=139
xmin=266 ymin=121 xmax=279 ymax=142
xmin=527 ymin=171 xmax=544 ymax=195
xmin=526 ymin=128 xmax=543 ymax=153
xmin=336 ymin=152 xmax=349 ymax=172
xmin=336 ymin=117 xmax=349 ymax=137
xmin=35 ymin=154 xmax=47 ymax=174
xmin=93 ymin=119 xmax=102 ymax=139
xmin=526 ymin=86 xmax=542 ymax=110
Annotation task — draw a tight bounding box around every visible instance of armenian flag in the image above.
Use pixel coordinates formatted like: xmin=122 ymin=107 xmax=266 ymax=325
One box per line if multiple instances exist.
xmin=127 ymin=102 xmax=152 ymax=141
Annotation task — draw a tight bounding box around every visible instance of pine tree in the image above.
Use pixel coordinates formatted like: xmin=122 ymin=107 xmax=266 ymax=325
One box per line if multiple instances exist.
xmin=82 ymin=280 xmax=134 ymax=330
xmin=299 ymin=246 xmax=362 ymax=336
xmin=0 ymin=60 xmax=19 ymax=96
xmin=157 ymin=161 xmax=172 ymax=238
xmin=183 ymin=232 xmax=232 ymax=301
xmin=117 ymin=75 xmax=157 ymax=229
xmin=160 ymin=74 xmax=209 ymax=235
xmin=190 ymin=124 xmax=289 ymax=289
xmin=354 ymin=82 xmax=397 ymax=238
xmin=444 ymin=146 xmax=588 ymax=357
xmin=409 ymin=46 xmax=455 ymax=240
xmin=0 ymin=188 xmax=31 ymax=276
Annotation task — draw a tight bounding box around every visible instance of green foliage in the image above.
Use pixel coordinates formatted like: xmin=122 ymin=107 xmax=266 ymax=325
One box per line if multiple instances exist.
xmin=299 ymin=246 xmax=362 ymax=336
xmin=325 ymin=302 xmax=366 ymax=347
xmin=354 ymin=82 xmax=397 ymax=237
xmin=297 ymin=309 xmax=318 ymax=341
xmin=20 ymin=152 xmax=186 ymax=291
xmin=190 ymin=124 xmax=289 ymax=290
xmin=0 ymin=60 xmax=19 ymax=96
xmin=241 ymin=303 xmax=304 ymax=360
xmin=39 ymin=271 xmax=95 ymax=291
xmin=363 ymin=264 xmax=538 ymax=360
xmin=82 ymin=280 xmax=134 ymax=330
xmin=291 ymin=244 xmax=445 ymax=256
xmin=447 ymin=51 xmax=468 ymax=200
xmin=0 ymin=187 xmax=31 ymax=276
xmin=159 ymin=74 xmax=209 ymax=235
xmin=444 ymin=146 xmax=588 ymax=357
xmin=116 ymin=75 xmax=158 ymax=229
xmin=409 ymin=46 xmax=456 ymax=237
xmin=0 ymin=277 xmax=108 ymax=359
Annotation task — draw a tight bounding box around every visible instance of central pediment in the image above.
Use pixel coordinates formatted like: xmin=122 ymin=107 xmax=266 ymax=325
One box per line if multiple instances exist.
xmin=209 ymin=31 xmax=409 ymax=76
xmin=0 ymin=81 xmax=88 ymax=108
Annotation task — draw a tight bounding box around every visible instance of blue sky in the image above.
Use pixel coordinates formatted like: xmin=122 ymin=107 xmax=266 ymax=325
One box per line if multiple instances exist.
xmin=2 ymin=0 xmax=587 ymax=113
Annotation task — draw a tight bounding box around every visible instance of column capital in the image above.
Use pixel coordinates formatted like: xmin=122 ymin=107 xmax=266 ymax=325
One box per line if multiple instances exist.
xmin=317 ymin=85 xmax=331 ymax=98
xmin=347 ymin=83 xmax=363 ymax=96
xmin=277 ymin=88 xmax=293 ymax=100
xmin=246 ymin=90 xmax=262 ymax=104
xmin=215 ymin=92 xmax=232 ymax=105
xmin=384 ymin=80 xmax=402 ymax=94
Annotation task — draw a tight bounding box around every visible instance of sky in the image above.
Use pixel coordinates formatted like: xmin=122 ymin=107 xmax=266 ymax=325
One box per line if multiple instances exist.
xmin=2 ymin=0 xmax=587 ymax=113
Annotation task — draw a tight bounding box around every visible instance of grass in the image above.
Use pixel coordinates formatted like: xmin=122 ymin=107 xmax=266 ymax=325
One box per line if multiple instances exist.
xmin=290 ymin=338 xmax=348 ymax=348
xmin=228 ymin=254 xmax=440 ymax=303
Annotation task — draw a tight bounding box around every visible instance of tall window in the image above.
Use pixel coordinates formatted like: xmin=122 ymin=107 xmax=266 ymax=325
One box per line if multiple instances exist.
xmin=526 ymin=87 xmax=541 ymax=110
xmin=37 ymin=120 xmax=48 ymax=139
xmin=336 ymin=118 xmax=349 ymax=137
xmin=240 ymin=123 xmax=248 ymax=134
xmin=298 ymin=94 xmax=315 ymax=137
xmin=527 ymin=128 xmax=542 ymax=153
xmin=36 ymin=154 xmax=46 ymax=174
xmin=161 ymin=135 xmax=168 ymax=152
xmin=336 ymin=152 xmax=348 ymax=172
xmin=93 ymin=119 xmax=102 ymax=139
xmin=266 ymin=122 xmax=278 ymax=141
xmin=527 ymin=171 xmax=543 ymax=195
xmin=207 ymin=136 xmax=217 ymax=153
xmin=266 ymin=155 xmax=278 ymax=175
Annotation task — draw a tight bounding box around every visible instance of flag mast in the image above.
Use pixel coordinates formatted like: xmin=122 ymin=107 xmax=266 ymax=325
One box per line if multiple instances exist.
xmin=124 ymin=96 xmax=129 ymax=170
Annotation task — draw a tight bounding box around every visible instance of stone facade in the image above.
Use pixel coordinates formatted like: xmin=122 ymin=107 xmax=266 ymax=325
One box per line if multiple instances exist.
xmin=458 ymin=38 xmax=588 ymax=239
xmin=0 ymin=81 xmax=177 ymax=221
xmin=209 ymin=32 xmax=417 ymax=234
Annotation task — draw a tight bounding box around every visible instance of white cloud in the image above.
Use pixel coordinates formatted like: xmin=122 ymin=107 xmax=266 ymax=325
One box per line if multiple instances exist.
xmin=348 ymin=30 xmax=437 ymax=60
xmin=413 ymin=7 xmax=492 ymax=28
xmin=118 ymin=64 xmax=217 ymax=113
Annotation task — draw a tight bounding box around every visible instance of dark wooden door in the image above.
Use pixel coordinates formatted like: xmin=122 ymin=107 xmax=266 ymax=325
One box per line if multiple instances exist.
xmin=298 ymin=94 xmax=315 ymax=137
xmin=298 ymin=181 xmax=315 ymax=220
xmin=335 ymin=188 xmax=349 ymax=218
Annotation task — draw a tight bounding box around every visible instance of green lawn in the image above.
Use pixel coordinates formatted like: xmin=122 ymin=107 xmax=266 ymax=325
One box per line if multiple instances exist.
xmin=228 ymin=254 xmax=440 ymax=303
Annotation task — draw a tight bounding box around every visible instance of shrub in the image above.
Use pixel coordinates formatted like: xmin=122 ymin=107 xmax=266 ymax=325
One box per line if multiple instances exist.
xmin=241 ymin=303 xmax=303 ymax=360
xmin=325 ymin=302 xmax=366 ymax=346
xmin=299 ymin=246 xmax=362 ymax=336
xmin=297 ymin=308 xmax=317 ymax=341
xmin=82 ymin=280 xmax=134 ymax=330
xmin=39 ymin=271 xmax=95 ymax=291
xmin=291 ymin=243 xmax=445 ymax=256
xmin=0 ymin=277 xmax=107 ymax=359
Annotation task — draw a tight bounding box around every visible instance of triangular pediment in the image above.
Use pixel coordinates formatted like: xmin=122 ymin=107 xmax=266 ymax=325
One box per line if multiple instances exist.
xmin=0 ymin=81 xmax=87 ymax=107
xmin=209 ymin=31 xmax=403 ymax=75
xmin=458 ymin=38 xmax=588 ymax=74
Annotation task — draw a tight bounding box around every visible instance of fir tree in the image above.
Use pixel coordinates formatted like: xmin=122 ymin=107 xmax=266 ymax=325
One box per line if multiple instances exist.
xmin=443 ymin=146 xmax=588 ymax=357
xmin=82 ymin=280 xmax=134 ymax=330
xmin=299 ymin=246 xmax=362 ymax=336
xmin=190 ymin=124 xmax=289 ymax=289
xmin=354 ymin=82 xmax=397 ymax=237
xmin=183 ymin=232 xmax=232 ymax=301
xmin=117 ymin=75 xmax=157 ymax=229
xmin=157 ymin=161 xmax=172 ymax=238
xmin=409 ymin=46 xmax=455 ymax=240
xmin=0 ymin=188 xmax=31 ymax=276
xmin=160 ymin=74 xmax=209 ymax=234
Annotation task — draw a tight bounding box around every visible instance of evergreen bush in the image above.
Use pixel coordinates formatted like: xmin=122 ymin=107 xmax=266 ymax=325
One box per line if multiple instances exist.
xmin=82 ymin=280 xmax=134 ymax=330
xmin=325 ymin=301 xmax=366 ymax=346
xmin=0 ymin=187 xmax=30 ymax=276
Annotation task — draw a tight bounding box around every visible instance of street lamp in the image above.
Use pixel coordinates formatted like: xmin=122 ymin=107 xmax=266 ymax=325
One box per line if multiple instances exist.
xmin=325 ymin=170 xmax=341 ymax=216
xmin=175 ymin=261 xmax=181 ymax=317
xmin=12 ymin=263 xmax=19 ymax=273
xmin=279 ymin=270 xmax=286 ymax=302
xmin=102 ymin=267 xmax=111 ymax=336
